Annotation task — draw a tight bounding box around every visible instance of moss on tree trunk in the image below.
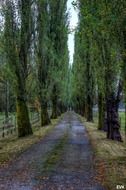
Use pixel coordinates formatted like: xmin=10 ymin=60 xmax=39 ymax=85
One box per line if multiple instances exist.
xmin=16 ymin=98 xmax=32 ymax=137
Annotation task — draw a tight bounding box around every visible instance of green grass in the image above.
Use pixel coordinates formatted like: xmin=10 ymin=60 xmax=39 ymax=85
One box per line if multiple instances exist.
xmin=119 ymin=112 xmax=126 ymax=132
xmin=42 ymin=133 xmax=68 ymax=173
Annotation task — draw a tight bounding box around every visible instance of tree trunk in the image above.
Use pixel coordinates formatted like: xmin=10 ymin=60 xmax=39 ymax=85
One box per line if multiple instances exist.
xmin=5 ymin=81 xmax=9 ymax=119
xmin=83 ymin=103 xmax=86 ymax=117
xmin=16 ymin=74 xmax=33 ymax=137
xmin=85 ymin=39 xmax=94 ymax=122
xmin=51 ymin=85 xmax=58 ymax=119
xmin=41 ymin=101 xmax=50 ymax=126
xmin=86 ymin=94 xmax=93 ymax=122
xmin=106 ymin=94 xmax=122 ymax=142
xmin=16 ymin=97 xmax=32 ymax=137
xmin=57 ymin=108 xmax=61 ymax=116
xmin=98 ymin=93 xmax=105 ymax=130
xmin=51 ymin=100 xmax=58 ymax=119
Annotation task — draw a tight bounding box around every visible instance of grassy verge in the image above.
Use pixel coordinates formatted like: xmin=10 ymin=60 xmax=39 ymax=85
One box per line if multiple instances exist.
xmin=0 ymin=115 xmax=64 ymax=167
xmin=80 ymin=116 xmax=126 ymax=190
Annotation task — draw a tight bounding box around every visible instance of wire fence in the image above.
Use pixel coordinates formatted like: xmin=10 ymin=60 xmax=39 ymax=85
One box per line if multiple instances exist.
xmin=93 ymin=108 xmax=125 ymax=133
xmin=0 ymin=112 xmax=40 ymax=138
xmin=0 ymin=108 xmax=52 ymax=139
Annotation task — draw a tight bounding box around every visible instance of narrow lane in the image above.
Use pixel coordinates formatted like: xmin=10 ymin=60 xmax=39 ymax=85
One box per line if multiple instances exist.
xmin=0 ymin=112 xmax=105 ymax=190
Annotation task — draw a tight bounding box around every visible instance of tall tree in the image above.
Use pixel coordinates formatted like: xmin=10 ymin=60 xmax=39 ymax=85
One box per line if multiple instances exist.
xmin=36 ymin=0 xmax=50 ymax=126
xmin=72 ymin=0 xmax=123 ymax=141
xmin=49 ymin=0 xmax=68 ymax=118
xmin=4 ymin=0 xmax=33 ymax=137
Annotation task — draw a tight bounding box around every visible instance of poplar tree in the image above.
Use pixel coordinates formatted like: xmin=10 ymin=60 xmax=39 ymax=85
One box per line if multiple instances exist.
xmin=49 ymin=0 xmax=68 ymax=118
xmin=37 ymin=0 xmax=50 ymax=126
xmin=4 ymin=0 xmax=33 ymax=137
xmin=72 ymin=0 xmax=123 ymax=141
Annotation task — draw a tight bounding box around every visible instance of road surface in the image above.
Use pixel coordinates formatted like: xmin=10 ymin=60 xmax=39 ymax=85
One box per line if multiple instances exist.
xmin=0 ymin=112 xmax=105 ymax=190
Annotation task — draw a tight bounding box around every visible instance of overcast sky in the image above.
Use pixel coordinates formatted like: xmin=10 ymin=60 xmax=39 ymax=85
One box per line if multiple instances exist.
xmin=67 ymin=0 xmax=78 ymax=65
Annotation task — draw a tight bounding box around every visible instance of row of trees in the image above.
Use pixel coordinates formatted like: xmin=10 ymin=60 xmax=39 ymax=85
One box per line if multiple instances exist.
xmin=0 ymin=0 xmax=69 ymax=137
xmin=71 ymin=0 xmax=126 ymax=142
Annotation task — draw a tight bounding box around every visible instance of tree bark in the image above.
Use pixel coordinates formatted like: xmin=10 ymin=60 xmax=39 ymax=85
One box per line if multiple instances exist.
xmin=4 ymin=0 xmax=33 ymax=137
xmin=16 ymin=73 xmax=33 ymax=137
xmin=17 ymin=97 xmax=32 ymax=137
xmin=98 ymin=93 xmax=105 ymax=130
xmin=51 ymin=85 xmax=58 ymax=119
xmin=41 ymin=101 xmax=50 ymax=126
xmin=86 ymin=94 xmax=93 ymax=122
xmin=5 ymin=81 xmax=9 ymax=119
xmin=106 ymin=94 xmax=122 ymax=141
xmin=85 ymin=38 xmax=94 ymax=122
xmin=102 ymin=39 xmax=122 ymax=141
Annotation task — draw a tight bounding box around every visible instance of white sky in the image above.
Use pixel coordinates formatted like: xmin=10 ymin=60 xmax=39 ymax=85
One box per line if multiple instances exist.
xmin=67 ymin=0 xmax=78 ymax=65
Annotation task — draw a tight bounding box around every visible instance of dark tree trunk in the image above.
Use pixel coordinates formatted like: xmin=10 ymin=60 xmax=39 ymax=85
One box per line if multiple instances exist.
xmin=86 ymin=94 xmax=93 ymax=122
xmin=18 ymin=0 xmax=33 ymax=137
xmin=17 ymin=97 xmax=32 ymax=137
xmin=57 ymin=104 xmax=61 ymax=116
xmin=59 ymin=102 xmax=65 ymax=114
xmin=41 ymin=101 xmax=50 ymax=126
xmin=98 ymin=93 xmax=105 ymax=130
xmin=106 ymin=94 xmax=122 ymax=142
xmin=51 ymin=99 xmax=58 ymax=119
xmin=5 ymin=81 xmax=9 ymax=119
xmin=85 ymin=38 xmax=94 ymax=122
xmin=51 ymin=85 xmax=58 ymax=119
xmin=4 ymin=0 xmax=33 ymax=137
xmin=16 ymin=72 xmax=33 ymax=137
xmin=80 ymin=103 xmax=85 ymax=116
xmin=125 ymin=100 xmax=126 ymax=140
xmin=101 ymin=39 xmax=122 ymax=141
xmin=83 ymin=103 xmax=86 ymax=117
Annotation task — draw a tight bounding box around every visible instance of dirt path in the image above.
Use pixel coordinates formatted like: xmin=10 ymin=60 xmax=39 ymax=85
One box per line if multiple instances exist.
xmin=0 ymin=112 xmax=105 ymax=190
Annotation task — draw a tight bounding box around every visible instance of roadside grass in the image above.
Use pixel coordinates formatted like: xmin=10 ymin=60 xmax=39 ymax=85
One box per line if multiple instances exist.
xmin=0 ymin=114 xmax=64 ymax=167
xmin=119 ymin=112 xmax=126 ymax=132
xmin=80 ymin=116 xmax=126 ymax=190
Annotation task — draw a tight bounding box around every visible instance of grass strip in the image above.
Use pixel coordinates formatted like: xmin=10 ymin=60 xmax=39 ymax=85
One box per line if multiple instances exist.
xmin=42 ymin=133 xmax=68 ymax=173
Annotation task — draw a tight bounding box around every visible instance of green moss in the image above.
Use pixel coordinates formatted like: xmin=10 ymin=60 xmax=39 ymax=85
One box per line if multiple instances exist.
xmin=16 ymin=99 xmax=33 ymax=137
xmin=43 ymin=133 xmax=68 ymax=173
